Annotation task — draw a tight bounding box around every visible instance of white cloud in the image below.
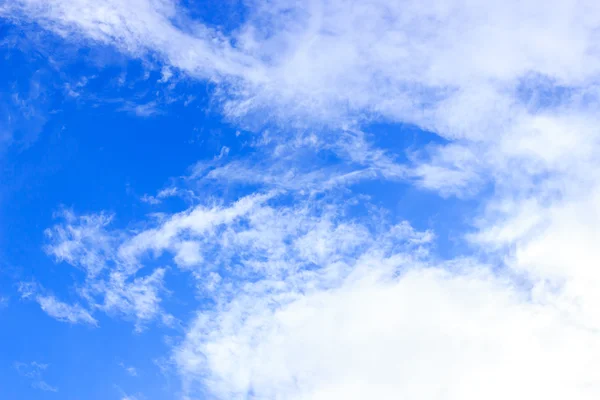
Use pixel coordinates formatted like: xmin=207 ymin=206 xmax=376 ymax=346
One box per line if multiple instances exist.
xmin=173 ymin=241 xmax=203 ymax=268
xmin=15 ymin=362 xmax=58 ymax=392
xmin=15 ymin=361 xmax=47 ymax=378
xmin=44 ymin=209 xmax=115 ymax=277
xmin=189 ymin=129 xmax=408 ymax=196
xmin=8 ymin=1 xmax=600 ymax=399
xmin=154 ymin=184 xmax=600 ymax=399
xmin=41 ymin=190 xmax=430 ymax=322
xmin=17 ymin=281 xmax=38 ymax=299
xmin=43 ymin=210 xmax=169 ymax=330
xmin=8 ymin=0 xmax=600 ymax=196
xmin=2 ymin=0 xmax=260 ymax=81
xmin=39 ymin=173 xmax=600 ymax=399
xmin=175 ymin=266 xmax=600 ymax=400
xmin=5 ymin=0 xmax=599 ymax=130
xmin=141 ymin=187 xmax=180 ymax=205
xmin=117 ymin=191 xmax=276 ymax=266
xmin=119 ymin=362 xmax=138 ymax=377
xmin=36 ymin=295 xmax=97 ymax=326
xmin=158 ymin=66 xmax=173 ymax=83
xmin=120 ymin=101 xmax=161 ymax=117
xmin=86 ymin=268 xmax=168 ymax=332
xmin=33 ymin=381 xmax=58 ymax=392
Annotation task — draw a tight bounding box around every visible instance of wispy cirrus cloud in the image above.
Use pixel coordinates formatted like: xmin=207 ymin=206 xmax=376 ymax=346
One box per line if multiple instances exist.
xmin=4 ymin=0 xmax=599 ymax=129
xmin=32 ymin=380 xmax=59 ymax=392
xmin=17 ymin=281 xmax=97 ymax=326
xmin=15 ymin=361 xmax=58 ymax=392
xmin=119 ymin=362 xmax=138 ymax=377
xmin=36 ymin=295 xmax=97 ymax=326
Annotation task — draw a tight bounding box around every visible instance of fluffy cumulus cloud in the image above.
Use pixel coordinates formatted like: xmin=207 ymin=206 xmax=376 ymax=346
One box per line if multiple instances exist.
xmin=4 ymin=0 xmax=600 ymax=399
xmin=176 ymin=270 xmax=600 ymax=400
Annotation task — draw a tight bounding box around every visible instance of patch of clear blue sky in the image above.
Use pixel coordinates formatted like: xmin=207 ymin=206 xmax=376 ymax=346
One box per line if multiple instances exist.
xmin=0 ymin=11 xmax=480 ymax=399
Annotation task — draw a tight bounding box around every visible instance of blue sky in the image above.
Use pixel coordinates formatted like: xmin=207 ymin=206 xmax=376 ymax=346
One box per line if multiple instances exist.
xmin=2 ymin=1 xmax=600 ymax=399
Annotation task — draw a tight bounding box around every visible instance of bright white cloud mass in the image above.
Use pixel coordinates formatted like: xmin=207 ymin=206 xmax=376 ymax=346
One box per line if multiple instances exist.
xmin=2 ymin=0 xmax=600 ymax=399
